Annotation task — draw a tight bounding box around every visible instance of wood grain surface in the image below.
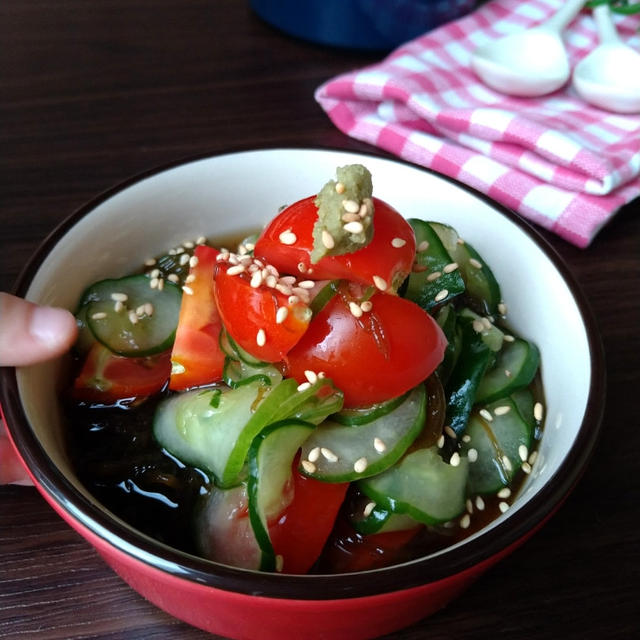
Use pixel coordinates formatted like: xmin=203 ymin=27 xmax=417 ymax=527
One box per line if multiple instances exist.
xmin=1 ymin=2 xmax=638 ymax=639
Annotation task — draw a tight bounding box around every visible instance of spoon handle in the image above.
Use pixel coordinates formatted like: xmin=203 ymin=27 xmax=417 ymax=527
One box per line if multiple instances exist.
xmin=544 ymin=0 xmax=585 ymax=34
xmin=593 ymin=4 xmax=621 ymax=45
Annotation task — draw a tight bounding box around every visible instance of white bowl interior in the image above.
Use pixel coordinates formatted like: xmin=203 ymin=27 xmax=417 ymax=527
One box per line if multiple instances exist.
xmin=17 ymin=148 xmax=591 ymax=548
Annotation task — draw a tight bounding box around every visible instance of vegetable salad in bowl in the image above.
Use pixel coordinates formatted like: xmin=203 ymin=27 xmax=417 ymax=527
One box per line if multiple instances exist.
xmin=64 ymin=164 xmax=543 ymax=575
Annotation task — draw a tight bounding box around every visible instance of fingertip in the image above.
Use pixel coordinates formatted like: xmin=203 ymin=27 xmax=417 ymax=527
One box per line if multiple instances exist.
xmin=30 ymin=305 xmax=78 ymax=355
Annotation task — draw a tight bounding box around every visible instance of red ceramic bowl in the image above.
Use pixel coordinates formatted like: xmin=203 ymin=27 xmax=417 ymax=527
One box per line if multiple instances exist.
xmin=1 ymin=148 xmax=605 ymax=640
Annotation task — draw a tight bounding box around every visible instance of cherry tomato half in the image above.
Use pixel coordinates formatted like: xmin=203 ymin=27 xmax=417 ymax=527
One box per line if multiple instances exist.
xmin=214 ymin=259 xmax=312 ymax=363
xmin=169 ymin=245 xmax=225 ymax=391
xmin=254 ymin=196 xmax=415 ymax=290
xmin=285 ymin=287 xmax=447 ymax=408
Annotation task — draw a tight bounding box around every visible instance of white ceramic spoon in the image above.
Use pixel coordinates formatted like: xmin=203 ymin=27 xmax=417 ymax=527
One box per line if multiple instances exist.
xmin=572 ymin=4 xmax=640 ymax=113
xmin=470 ymin=0 xmax=585 ymax=96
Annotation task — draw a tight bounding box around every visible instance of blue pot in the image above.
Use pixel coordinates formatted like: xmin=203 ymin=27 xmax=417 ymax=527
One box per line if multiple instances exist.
xmin=250 ymin=0 xmax=479 ymax=51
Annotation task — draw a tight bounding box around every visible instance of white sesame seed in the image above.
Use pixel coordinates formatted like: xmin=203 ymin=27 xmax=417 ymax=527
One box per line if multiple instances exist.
xmin=322 ymin=230 xmax=335 ymax=249
xmin=443 ymin=262 xmax=459 ymax=273
xmin=437 ymin=435 xmax=445 ymax=448
xmin=297 ymin=382 xmax=311 ymax=392
xmin=111 ymin=292 xmax=128 ymax=302
xmin=434 ymin=289 xmax=449 ymax=302
xmin=188 ymin=256 xmax=198 ymax=268
xmin=275 ymin=554 xmax=284 ymax=573
xmin=462 ymin=434 xmax=471 ymax=443
xmin=391 ymin=237 xmax=407 ymax=248
xmin=373 ymin=437 xmax=387 ymax=453
xmin=301 ymin=460 xmax=316 ymax=474
xmin=349 ymin=301 xmax=363 ymax=318
xmin=469 ymin=258 xmax=483 ymax=269
xmin=168 ymin=274 xmax=180 ymax=283
xmin=183 ymin=241 xmax=195 ymax=249
xmin=144 ymin=303 xmax=154 ymax=316
xmin=114 ymin=301 xmax=125 ymax=313
xmin=144 ymin=258 xmax=156 ymax=267
xmin=250 ymin=271 xmax=263 ymax=288
xmin=335 ymin=182 xmax=345 ymax=194
xmin=91 ymin=311 xmax=107 ymax=320
xmin=444 ymin=425 xmax=456 ymax=439
xmin=342 ymin=199 xmax=359 ymax=213
xmin=528 ymin=451 xmax=538 ymax=465
xmin=504 ymin=369 xmax=512 ymax=377
xmin=244 ymin=242 xmax=255 ymax=252
xmin=275 ymin=284 xmax=292 ymax=296
xmin=450 ymin=452 xmax=461 ymax=467
xmin=341 ymin=212 xmax=360 ymax=223
xmin=502 ymin=455 xmax=513 ymax=472
xmin=227 ymin=264 xmax=246 ymax=276
xmin=498 ymin=302 xmax=508 ymax=315
xmin=128 ymin=310 xmax=139 ymax=325
xmin=460 ymin=514 xmax=471 ymax=529
xmin=481 ymin=317 xmax=492 ymax=330
xmin=136 ymin=304 xmax=146 ymax=316
xmin=467 ymin=448 xmax=478 ymax=463
xmin=503 ymin=334 xmax=515 ymax=342
xmin=427 ymin=271 xmax=441 ymax=282
xmin=353 ymin=457 xmax=368 ymax=473
xmin=182 ymin=285 xmax=194 ymax=295
xmin=175 ymin=247 xmax=185 ymax=255
xmin=157 ymin=278 xmax=164 ymax=290
xmin=304 ymin=370 xmax=318 ymax=384
xmin=499 ymin=501 xmax=510 ymax=513
xmin=479 ymin=408 xmax=493 ymax=422
xmin=466 ymin=499 xmax=473 ymax=514
xmin=417 ymin=240 xmax=430 ymax=252
xmin=518 ymin=445 xmax=528 ymax=462
xmin=279 ymin=230 xmax=297 ymax=245
xmin=497 ymin=487 xmax=511 ymax=499
xmin=265 ymin=274 xmax=278 ymax=288
xmin=288 ymin=295 xmax=299 ymax=305
xmin=494 ymin=405 xmax=511 ymax=416
xmin=344 ymin=221 xmax=364 ymax=234
xmin=297 ymin=262 xmax=306 ymax=273
xmin=472 ymin=319 xmax=485 ymax=333
xmin=534 ymin=402 xmax=544 ymax=422
xmin=297 ymin=280 xmax=315 ymax=289
xmin=522 ymin=462 xmax=532 ymax=474
xmin=179 ymin=253 xmax=191 ymax=266
xmin=256 ymin=328 xmax=266 ymax=347
xmin=475 ymin=495 xmax=485 ymax=510
xmin=321 ymin=447 xmax=338 ymax=462
xmin=308 ymin=447 xmax=320 ymax=462
xmin=150 ymin=277 xmax=159 ymax=289
xmin=360 ymin=300 xmax=373 ymax=313
xmin=373 ymin=275 xmax=387 ymax=291
xmin=363 ymin=501 xmax=376 ymax=518
xmin=359 ymin=203 xmax=369 ymax=218
xmin=275 ymin=306 xmax=288 ymax=324
xmin=149 ymin=268 xmax=161 ymax=279
xmin=196 ymin=236 xmax=206 ymax=245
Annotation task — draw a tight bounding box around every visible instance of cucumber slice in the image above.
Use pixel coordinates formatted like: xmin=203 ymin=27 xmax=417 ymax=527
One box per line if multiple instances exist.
xmin=222 ymin=356 xmax=282 ymax=388
xmin=435 ymin=304 xmax=461 ymax=385
xmin=299 ymin=384 xmax=426 ymax=482
xmin=475 ymin=338 xmax=540 ymax=403
xmin=222 ymin=330 xmax=270 ymax=368
xmin=309 ymin=279 xmax=341 ymax=316
xmin=359 ymin=446 xmax=468 ymax=525
xmin=73 ymin=304 xmax=97 ymax=355
xmin=247 ymin=419 xmax=315 ymax=571
xmin=83 ymin=274 xmax=182 ymax=357
xmin=458 ymin=307 xmax=504 ymax=352
xmin=349 ymin=494 xmax=419 ymax=536
xmin=428 ymin=222 xmax=501 ymax=315
xmin=463 ymin=397 xmax=534 ymax=494
xmin=332 ymin=391 xmax=409 ymax=426
xmin=511 ymin=388 xmax=535 ymax=429
xmin=404 ymin=219 xmax=466 ymax=311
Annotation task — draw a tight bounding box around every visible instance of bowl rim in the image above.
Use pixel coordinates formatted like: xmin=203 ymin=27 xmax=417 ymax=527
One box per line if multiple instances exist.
xmin=0 ymin=145 xmax=606 ymax=600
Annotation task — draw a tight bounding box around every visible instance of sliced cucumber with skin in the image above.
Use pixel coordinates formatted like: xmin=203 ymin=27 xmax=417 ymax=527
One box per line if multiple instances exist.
xmin=463 ymin=397 xmax=534 ymax=494
xmin=309 ymin=279 xmax=341 ymax=316
xmin=475 ymin=337 xmax=540 ymax=404
xmin=332 ymin=391 xmax=409 ymax=426
xmin=359 ymin=446 xmax=468 ymax=525
xmin=429 ymin=222 xmax=501 ymax=315
xmin=458 ymin=307 xmax=504 ymax=352
xmin=247 ymin=419 xmax=315 ymax=571
xmin=299 ymin=384 xmax=426 ymax=483
xmin=349 ymin=495 xmax=420 ymax=536
xmin=404 ymin=219 xmax=466 ymax=311
xmin=221 ymin=330 xmax=270 ymax=368
xmin=511 ymin=387 xmax=535 ymax=429
xmin=222 ymin=356 xmax=282 ymax=388
xmin=82 ymin=274 xmax=182 ymax=357
xmin=435 ymin=304 xmax=461 ymax=386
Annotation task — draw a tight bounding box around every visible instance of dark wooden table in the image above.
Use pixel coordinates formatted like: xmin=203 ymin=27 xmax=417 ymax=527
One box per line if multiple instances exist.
xmin=1 ymin=2 xmax=638 ymax=638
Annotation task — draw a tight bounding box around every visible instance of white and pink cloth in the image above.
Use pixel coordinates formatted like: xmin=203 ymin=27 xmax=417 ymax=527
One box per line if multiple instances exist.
xmin=315 ymin=0 xmax=640 ymax=247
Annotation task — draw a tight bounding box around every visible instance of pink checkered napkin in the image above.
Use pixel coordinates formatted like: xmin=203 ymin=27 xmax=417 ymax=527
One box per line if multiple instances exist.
xmin=315 ymin=0 xmax=640 ymax=247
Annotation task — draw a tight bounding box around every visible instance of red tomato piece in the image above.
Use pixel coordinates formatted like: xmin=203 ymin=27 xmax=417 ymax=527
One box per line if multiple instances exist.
xmin=253 ymin=196 xmax=415 ymax=290
xmin=214 ymin=259 xmax=312 ymax=363
xmin=285 ymin=287 xmax=447 ymax=407
xmin=72 ymin=343 xmax=170 ymax=403
xmin=268 ymin=461 xmax=349 ymax=574
xmin=169 ymin=245 xmax=225 ymax=391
